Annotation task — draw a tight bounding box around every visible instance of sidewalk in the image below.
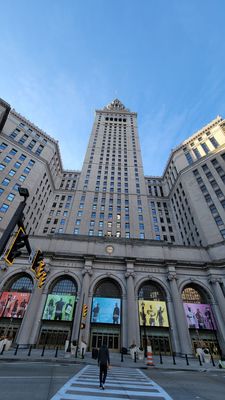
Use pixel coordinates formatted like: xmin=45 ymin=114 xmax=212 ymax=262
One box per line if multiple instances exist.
xmin=0 ymin=348 xmax=222 ymax=372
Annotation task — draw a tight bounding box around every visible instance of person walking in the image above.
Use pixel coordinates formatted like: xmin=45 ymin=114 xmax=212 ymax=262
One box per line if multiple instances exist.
xmin=98 ymin=342 xmax=110 ymax=390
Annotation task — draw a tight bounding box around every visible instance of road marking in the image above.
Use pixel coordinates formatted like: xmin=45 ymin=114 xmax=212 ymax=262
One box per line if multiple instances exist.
xmin=51 ymin=364 xmax=173 ymax=399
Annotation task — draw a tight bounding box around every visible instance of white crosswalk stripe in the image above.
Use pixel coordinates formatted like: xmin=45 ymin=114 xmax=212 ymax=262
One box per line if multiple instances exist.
xmin=51 ymin=364 xmax=173 ymax=400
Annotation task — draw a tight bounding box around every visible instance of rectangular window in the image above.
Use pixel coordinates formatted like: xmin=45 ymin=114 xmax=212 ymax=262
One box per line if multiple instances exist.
xmin=7 ymin=193 xmax=15 ymax=201
xmin=27 ymin=139 xmax=37 ymax=150
xmin=19 ymin=175 xmax=26 ymax=182
xmin=14 ymin=161 xmax=21 ymax=169
xmin=9 ymin=169 xmax=16 ymax=177
xmin=3 ymin=156 xmax=11 ymax=163
xmin=201 ymin=142 xmax=210 ymax=154
xmin=19 ymin=154 xmax=27 ymax=161
xmin=2 ymin=178 xmax=10 ymax=186
xmin=0 ymin=142 xmax=8 ymax=150
xmin=209 ymin=137 xmax=219 ymax=148
xmin=74 ymin=228 xmax=79 ymax=235
xmin=214 ymin=216 xmax=223 ymax=226
xmin=0 ymin=188 xmax=4 ymax=196
xmin=13 ymin=183 xmax=21 ymax=191
xmin=9 ymin=148 xmax=17 ymax=156
xmin=28 ymin=159 xmax=35 ymax=167
xmin=193 ymin=148 xmax=201 ymax=159
xmin=76 ymin=219 xmax=81 ymax=225
xmin=185 ymin=152 xmax=193 ymax=165
xmin=23 ymin=167 xmax=31 ymax=174
xmin=0 ymin=164 xmax=5 ymax=171
xmin=89 ymin=229 xmax=94 ymax=236
xmin=0 ymin=203 xmax=9 ymax=213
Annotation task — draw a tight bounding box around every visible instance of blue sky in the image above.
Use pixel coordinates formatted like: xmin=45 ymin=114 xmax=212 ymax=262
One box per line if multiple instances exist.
xmin=1 ymin=0 xmax=225 ymax=176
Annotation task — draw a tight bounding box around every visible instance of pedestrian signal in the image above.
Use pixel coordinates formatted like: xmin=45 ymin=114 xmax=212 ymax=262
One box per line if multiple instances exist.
xmin=82 ymin=304 xmax=88 ymax=318
xmin=80 ymin=323 xmax=86 ymax=329
xmin=4 ymin=227 xmax=28 ymax=265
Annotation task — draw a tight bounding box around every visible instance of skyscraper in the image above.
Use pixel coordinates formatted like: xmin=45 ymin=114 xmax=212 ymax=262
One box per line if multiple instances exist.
xmin=0 ymin=98 xmax=225 ymax=357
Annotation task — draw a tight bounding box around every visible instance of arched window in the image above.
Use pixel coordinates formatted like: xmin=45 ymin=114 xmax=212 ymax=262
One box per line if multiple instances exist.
xmin=138 ymin=281 xmax=165 ymax=301
xmin=94 ymin=279 xmax=121 ymax=298
xmin=6 ymin=275 xmax=33 ymax=293
xmin=50 ymin=278 xmax=77 ymax=295
xmin=182 ymin=286 xmax=206 ymax=304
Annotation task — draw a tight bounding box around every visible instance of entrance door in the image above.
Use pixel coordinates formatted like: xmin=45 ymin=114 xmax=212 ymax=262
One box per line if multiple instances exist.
xmin=38 ymin=328 xmax=69 ymax=349
xmin=91 ymin=331 xmax=120 ymax=352
xmin=141 ymin=334 xmax=171 ymax=355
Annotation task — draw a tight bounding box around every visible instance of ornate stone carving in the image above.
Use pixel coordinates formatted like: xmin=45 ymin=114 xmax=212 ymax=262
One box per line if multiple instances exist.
xmin=104 ymin=99 xmax=129 ymax=112
xmin=125 ymin=271 xmax=136 ymax=279
xmin=82 ymin=267 xmax=93 ymax=277
xmin=208 ymin=276 xmax=222 ymax=284
xmin=167 ymin=272 xmax=177 ymax=281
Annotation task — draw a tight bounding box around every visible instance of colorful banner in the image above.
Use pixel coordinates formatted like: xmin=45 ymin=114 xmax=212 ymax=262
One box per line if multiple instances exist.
xmin=139 ymin=300 xmax=169 ymax=327
xmin=183 ymin=303 xmax=216 ymax=330
xmin=0 ymin=292 xmax=30 ymax=318
xmin=91 ymin=297 xmax=121 ymax=324
xmin=42 ymin=294 xmax=76 ymax=321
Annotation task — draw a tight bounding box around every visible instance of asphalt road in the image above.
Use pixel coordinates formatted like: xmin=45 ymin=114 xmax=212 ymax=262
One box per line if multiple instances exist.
xmin=0 ymin=361 xmax=83 ymax=400
xmin=0 ymin=362 xmax=224 ymax=400
xmin=145 ymin=368 xmax=225 ymax=400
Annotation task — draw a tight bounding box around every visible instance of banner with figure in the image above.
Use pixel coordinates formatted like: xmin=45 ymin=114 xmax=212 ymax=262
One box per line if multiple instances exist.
xmin=183 ymin=303 xmax=216 ymax=330
xmin=91 ymin=297 xmax=121 ymax=324
xmin=42 ymin=294 xmax=76 ymax=321
xmin=138 ymin=300 xmax=169 ymax=327
xmin=0 ymin=292 xmax=30 ymax=318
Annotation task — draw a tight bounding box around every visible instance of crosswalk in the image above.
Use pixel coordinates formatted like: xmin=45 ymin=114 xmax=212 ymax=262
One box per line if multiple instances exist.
xmin=51 ymin=364 xmax=173 ymax=400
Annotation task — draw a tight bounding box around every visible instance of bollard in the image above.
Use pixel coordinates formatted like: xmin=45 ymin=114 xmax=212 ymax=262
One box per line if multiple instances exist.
xmin=28 ymin=345 xmax=32 ymax=356
xmin=41 ymin=345 xmax=45 ymax=357
xmin=81 ymin=347 xmax=84 ymax=359
xmin=210 ymin=353 xmax=215 ymax=367
xmin=134 ymin=351 xmax=137 ymax=363
xmin=0 ymin=344 xmax=6 ymax=355
xmin=159 ymin=353 xmax=163 ymax=364
xmin=185 ymin=354 xmax=189 ymax=366
xmin=55 ymin=346 xmax=58 ymax=358
xmin=121 ymin=352 xmax=124 ymax=362
xmin=172 ymin=353 xmax=176 ymax=365
xmin=198 ymin=354 xmax=202 ymax=366
xmin=14 ymin=345 xmax=19 ymax=356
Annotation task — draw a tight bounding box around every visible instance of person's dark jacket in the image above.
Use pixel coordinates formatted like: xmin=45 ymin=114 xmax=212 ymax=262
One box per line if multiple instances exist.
xmin=98 ymin=344 xmax=110 ymax=365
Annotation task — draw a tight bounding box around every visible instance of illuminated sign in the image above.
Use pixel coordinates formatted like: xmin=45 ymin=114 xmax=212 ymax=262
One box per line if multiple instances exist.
xmin=183 ymin=303 xmax=216 ymax=330
xmin=0 ymin=292 xmax=30 ymax=318
xmin=91 ymin=297 xmax=121 ymax=324
xmin=42 ymin=294 xmax=76 ymax=321
xmin=138 ymin=300 xmax=169 ymax=327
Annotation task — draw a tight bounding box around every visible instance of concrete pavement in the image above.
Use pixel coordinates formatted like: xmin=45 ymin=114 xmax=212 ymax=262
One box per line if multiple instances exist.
xmin=0 ymin=347 xmax=223 ymax=372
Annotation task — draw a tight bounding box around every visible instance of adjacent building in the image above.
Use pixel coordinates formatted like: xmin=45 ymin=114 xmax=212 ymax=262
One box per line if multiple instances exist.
xmin=0 ymin=98 xmax=225 ymax=357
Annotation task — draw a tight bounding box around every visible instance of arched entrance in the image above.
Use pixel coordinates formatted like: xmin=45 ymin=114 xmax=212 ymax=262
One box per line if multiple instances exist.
xmin=37 ymin=276 xmax=78 ymax=349
xmin=90 ymin=278 xmax=122 ymax=352
xmin=0 ymin=273 xmax=33 ymax=342
xmin=182 ymin=284 xmax=220 ymax=357
xmin=138 ymin=281 xmax=171 ymax=355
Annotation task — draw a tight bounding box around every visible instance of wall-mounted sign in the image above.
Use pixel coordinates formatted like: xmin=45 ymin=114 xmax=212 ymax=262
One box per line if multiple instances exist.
xmin=139 ymin=300 xmax=169 ymax=327
xmin=183 ymin=303 xmax=216 ymax=330
xmin=42 ymin=294 xmax=76 ymax=321
xmin=0 ymin=291 xmax=30 ymax=318
xmin=91 ymin=297 xmax=121 ymax=324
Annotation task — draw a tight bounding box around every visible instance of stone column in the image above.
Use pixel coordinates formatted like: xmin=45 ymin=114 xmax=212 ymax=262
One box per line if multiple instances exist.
xmin=125 ymin=261 xmax=138 ymax=347
xmin=121 ymin=294 xmax=128 ymax=349
xmin=208 ymin=277 xmax=225 ymax=356
xmin=167 ymin=269 xmax=192 ymax=356
xmin=71 ymin=258 xmax=93 ymax=347
xmin=209 ymin=277 xmax=225 ymax=325
xmin=165 ymin=296 xmax=180 ymax=354
xmin=16 ymin=285 xmax=47 ymax=346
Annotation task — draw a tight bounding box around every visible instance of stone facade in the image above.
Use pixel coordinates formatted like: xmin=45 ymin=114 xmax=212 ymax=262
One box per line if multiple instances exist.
xmin=0 ymin=98 xmax=225 ymax=356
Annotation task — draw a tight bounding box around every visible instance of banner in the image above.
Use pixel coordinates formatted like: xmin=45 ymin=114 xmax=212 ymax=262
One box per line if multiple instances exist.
xmin=42 ymin=294 xmax=76 ymax=321
xmin=0 ymin=292 xmax=30 ymax=318
xmin=91 ymin=297 xmax=121 ymax=324
xmin=139 ymin=300 xmax=169 ymax=327
xmin=183 ymin=303 xmax=216 ymax=330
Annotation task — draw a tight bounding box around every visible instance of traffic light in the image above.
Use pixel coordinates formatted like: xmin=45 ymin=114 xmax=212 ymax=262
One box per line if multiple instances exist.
xmin=31 ymin=250 xmax=48 ymax=289
xmin=82 ymin=304 xmax=88 ymax=318
xmin=31 ymin=250 xmax=43 ymax=273
xmin=80 ymin=322 xmax=86 ymax=329
xmin=4 ymin=227 xmax=28 ymax=265
xmin=38 ymin=271 xmax=47 ymax=288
